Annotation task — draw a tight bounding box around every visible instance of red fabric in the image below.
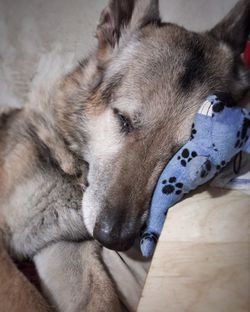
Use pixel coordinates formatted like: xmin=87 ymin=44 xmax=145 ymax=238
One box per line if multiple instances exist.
xmin=243 ymin=41 xmax=250 ymax=69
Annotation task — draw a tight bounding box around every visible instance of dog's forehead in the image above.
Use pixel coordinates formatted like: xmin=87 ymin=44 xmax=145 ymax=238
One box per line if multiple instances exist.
xmin=108 ymin=23 xmax=233 ymax=119
xmin=134 ymin=24 xmax=232 ymax=92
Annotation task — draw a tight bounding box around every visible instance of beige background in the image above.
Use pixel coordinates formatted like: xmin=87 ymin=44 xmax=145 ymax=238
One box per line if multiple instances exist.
xmin=0 ymin=0 xmax=238 ymax=108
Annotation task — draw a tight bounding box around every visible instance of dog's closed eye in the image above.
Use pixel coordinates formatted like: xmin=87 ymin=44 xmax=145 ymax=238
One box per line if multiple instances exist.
xmin=113 ymin=108 xmax=133 ymax=134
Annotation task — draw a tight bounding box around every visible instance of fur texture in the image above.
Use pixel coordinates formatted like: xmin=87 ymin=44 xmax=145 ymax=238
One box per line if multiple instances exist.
xmin=0 ymin=0 xmax=250 ymax=311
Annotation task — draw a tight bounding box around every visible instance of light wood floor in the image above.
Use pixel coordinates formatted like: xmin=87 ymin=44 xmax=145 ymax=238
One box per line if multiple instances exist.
xmin=138 ymin=187 xmax=250 ymax=312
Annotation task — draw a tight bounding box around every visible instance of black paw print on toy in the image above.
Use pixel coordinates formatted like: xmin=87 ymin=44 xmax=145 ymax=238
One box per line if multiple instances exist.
xmin=211 ymin=93 xmax=234 ymax=112
xmin=190 ymin=123 xmax=197 ymax=140
xmin=211 ymin=93 xmax=234 ymax=117
xmin=212 ymin=143 xmax=218 ymax=152
xmin=199 ymin=160 xmax=212 ymax=178
xmin=162 ymin=177 xmax=183 ymax=196
xmin=216 ymin=160 xmax=227 ymax=172
xmin=234 ymin=118 xmax=250 ymax=149
xmin=178 ymin=148 xmax=198 ymax=167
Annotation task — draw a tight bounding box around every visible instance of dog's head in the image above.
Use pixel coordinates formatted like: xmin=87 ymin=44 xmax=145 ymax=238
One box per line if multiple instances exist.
xmin=66 ymin=0 xmax=250 ymax=250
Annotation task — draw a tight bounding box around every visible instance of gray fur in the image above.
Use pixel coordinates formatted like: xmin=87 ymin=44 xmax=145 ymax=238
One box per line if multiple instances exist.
xmin=0 ymin=0 xmax=250 ymax=311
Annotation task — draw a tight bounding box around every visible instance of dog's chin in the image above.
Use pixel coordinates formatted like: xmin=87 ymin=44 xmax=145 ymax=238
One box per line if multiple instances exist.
xmin=100 ymin=237 xmax=136 ymax=252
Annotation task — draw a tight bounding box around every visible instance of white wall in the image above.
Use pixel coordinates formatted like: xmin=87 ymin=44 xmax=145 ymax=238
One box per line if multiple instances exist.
xmin=0 ymin=0 xmax=238 ymax=107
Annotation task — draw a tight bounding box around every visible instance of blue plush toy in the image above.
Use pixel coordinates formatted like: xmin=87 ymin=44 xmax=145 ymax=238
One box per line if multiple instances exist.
xmin=140 ymin=94 xmax=250 ymax=257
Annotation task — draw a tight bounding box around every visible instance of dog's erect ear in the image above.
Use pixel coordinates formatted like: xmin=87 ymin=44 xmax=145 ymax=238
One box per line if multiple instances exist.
xmin=96 ymin=0 xmax=160 ymax=60
xmin=209 ymin=0 xmax=250 ymax=54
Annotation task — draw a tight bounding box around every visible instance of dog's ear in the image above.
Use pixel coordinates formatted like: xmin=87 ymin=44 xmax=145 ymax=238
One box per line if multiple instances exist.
xmin=96 ymin=0 xmax=160 ymax=61
xmin=209 ymin=0 xmax=250 ymax=54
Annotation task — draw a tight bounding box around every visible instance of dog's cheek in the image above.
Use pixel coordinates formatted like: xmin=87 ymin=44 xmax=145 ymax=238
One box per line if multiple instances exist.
xmin=84 ymin=110 xmax=123 ymax=163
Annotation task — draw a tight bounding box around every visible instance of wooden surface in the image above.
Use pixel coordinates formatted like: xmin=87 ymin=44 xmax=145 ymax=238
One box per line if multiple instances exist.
xmin=137 ymin=187 xmax=250 ymax=312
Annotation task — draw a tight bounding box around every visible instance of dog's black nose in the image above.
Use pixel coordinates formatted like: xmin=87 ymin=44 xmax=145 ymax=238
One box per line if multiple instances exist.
xmin=93 ymin=214 xmax=135 ymax=251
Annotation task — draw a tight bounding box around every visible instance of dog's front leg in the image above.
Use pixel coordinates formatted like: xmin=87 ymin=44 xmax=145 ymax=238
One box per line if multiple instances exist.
xmin=6 ymin=169 xmax=89 ymax=259
xmin=34 ymin=240 xmax=122 ymax=312
xmin=10 ymin=199 xmax=88 ymax=258
xmin=0 ymin=234 xmax=52 ymax=312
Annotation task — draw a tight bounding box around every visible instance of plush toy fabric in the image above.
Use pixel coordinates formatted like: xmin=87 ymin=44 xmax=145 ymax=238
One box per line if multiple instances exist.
xmin=140 ymin=95 xmax=250 ymax=257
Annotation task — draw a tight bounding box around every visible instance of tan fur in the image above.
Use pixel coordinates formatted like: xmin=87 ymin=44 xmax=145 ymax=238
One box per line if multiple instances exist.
xmin=34 ymin=241 xmax=121 ymax=312
xmin=0 ymin=241 xmax=51 ymax=312
xmin=0 ymin=0 xmax=250 ymax=311
xmin=0 ymin=106 xmax=120 ymax=310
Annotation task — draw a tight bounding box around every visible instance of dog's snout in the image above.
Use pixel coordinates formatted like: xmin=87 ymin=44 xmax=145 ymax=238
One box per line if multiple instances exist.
xmin=93 ymin=212 xmax=135 ymax=251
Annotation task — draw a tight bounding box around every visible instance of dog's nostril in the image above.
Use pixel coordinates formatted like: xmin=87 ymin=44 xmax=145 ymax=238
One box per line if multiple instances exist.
xmin=94 ymin=226 xmax=115 ymax=244
xmin=93 ymin=221 xmax=135 ymax=251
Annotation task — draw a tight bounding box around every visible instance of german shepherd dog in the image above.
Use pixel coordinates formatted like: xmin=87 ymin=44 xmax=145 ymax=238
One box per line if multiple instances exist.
xmin=0 ymin=0 xmax=249 ymax=311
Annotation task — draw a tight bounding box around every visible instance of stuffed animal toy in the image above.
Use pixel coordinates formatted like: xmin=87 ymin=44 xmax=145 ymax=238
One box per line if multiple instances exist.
xmin=140 ymin=94 xmax=250 ymax=257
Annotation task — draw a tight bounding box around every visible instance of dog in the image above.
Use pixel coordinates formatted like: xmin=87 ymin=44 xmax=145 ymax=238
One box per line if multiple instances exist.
xmin=0 ymin=0 xmax=250 ymax=311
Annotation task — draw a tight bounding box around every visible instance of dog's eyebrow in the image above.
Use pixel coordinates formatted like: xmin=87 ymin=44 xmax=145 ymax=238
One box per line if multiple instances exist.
xmin=179 ymin=35 xmax=207 ymax=91
xmin=100 ymin=73 xmax=124 ymax=104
